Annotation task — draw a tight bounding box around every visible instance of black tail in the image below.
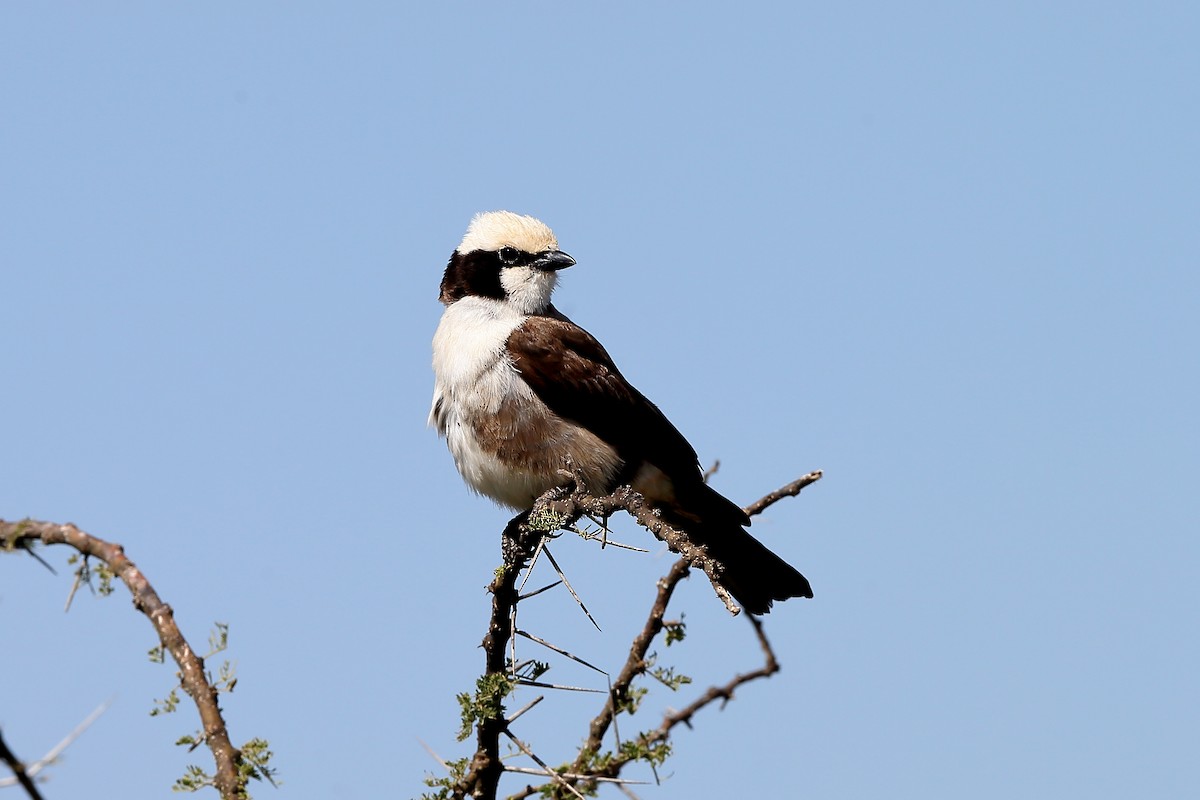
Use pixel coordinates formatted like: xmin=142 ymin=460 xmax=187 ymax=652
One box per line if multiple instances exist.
xmin=697 ymin=523 xmax=813 ymax=614
xmin=661 ymin=483 xmax=813 ymax=615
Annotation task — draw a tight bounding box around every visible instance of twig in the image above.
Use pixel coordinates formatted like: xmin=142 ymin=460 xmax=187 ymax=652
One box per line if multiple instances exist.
xmin=658 ymin=615 xmax=779 ymax=729
xmin=568 ymin=614 xmax=782 ymax=794
xmin=0 ymin=729 xmax=45 ymax=800
xmin=742 ymin=470 xmax=823 ymax=518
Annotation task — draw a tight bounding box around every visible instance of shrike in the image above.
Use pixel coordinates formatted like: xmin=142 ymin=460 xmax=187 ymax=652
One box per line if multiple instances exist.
xmin=430 ymin=211 xmax=812 ymax=613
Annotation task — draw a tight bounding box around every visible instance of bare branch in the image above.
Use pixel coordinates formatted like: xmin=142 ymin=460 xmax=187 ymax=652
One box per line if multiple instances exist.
xmin=658 ymin=615 xmax=780 ymax=731
xmin=742 ymin=470 xmax=824 ymax=518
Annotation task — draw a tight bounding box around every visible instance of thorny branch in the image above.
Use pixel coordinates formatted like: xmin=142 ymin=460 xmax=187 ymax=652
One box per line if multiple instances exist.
xmin=1 ymin=519 xmax=246 ymax=800
xmin=542 ymin=484 xmax=743 ymax=614
xmin=453 ymin=514 xmax=547 ymax=799
xmin=450 ymin=470 xmax=822 ymax=800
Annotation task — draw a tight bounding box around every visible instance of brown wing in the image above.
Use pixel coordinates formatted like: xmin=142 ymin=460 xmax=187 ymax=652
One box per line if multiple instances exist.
xmin=506 ymin=314 xmax=702 ymax=485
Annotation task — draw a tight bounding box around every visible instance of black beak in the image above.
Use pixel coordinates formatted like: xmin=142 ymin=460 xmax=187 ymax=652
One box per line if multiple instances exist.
xmin=533 ymin=250 xmax=576 ymax=272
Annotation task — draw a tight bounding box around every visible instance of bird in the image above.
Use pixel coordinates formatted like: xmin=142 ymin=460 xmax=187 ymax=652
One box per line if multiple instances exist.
xmin=429 ymin=211 xmax=812 ymax=614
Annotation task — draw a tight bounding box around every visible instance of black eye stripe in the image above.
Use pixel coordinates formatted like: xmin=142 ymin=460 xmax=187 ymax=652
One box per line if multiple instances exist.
xmin=497 ymin=247 xmax=537 ymax=267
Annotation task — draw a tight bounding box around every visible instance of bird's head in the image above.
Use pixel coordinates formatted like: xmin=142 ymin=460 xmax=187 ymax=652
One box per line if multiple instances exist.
xmin=439 ymin=211 xmax=576 ymax=313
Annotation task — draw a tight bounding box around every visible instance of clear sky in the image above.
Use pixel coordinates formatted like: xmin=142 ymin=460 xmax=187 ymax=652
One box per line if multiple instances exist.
xmin=2 ymin=3 xmax=1197 ymax=798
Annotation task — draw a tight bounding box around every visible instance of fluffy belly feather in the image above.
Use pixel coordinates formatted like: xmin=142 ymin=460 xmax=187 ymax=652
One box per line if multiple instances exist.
xmin=441 ymin=386 xmax=622 ymax=510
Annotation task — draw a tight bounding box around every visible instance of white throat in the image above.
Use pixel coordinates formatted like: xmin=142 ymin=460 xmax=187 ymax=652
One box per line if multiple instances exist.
xmin=499 ymin=266 xmax=558 ymax=315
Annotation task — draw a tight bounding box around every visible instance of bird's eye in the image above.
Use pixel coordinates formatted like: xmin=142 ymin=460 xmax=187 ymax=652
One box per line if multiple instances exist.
xmin=498 ymin=247 xmax=520 ymax=265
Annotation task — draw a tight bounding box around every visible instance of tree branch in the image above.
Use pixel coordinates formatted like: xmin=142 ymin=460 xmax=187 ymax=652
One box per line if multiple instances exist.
xmin=742 ymin=469 xmax=824 ymax=518
xmin=540 ymin=486 xmax=741 ymax=614
xmin=444 ymin=469 xmax=821 ymax=800
xmin=657 ymin=615 xmax=780 ymax=732
xmin=572 ymin=558 xmax=692 ymax=775
xmin=453 ymin=513 xmax=546 ymax=800
xmin=1 ymin=519 xmax=245 ymax=800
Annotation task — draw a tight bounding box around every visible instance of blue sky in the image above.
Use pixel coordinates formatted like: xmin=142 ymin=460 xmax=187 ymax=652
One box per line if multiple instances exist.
xmin=2 ymin=3 xmax=1197 ymax=798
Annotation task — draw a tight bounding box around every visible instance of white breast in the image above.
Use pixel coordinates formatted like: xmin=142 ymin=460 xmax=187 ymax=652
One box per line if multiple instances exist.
xmin=429 ymin=296 xmax=621 ymax=510
xmin=428 ymin=298 xmax=542 ymax=508
xmin=430 ymin=296 xmax=525 ymax=422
